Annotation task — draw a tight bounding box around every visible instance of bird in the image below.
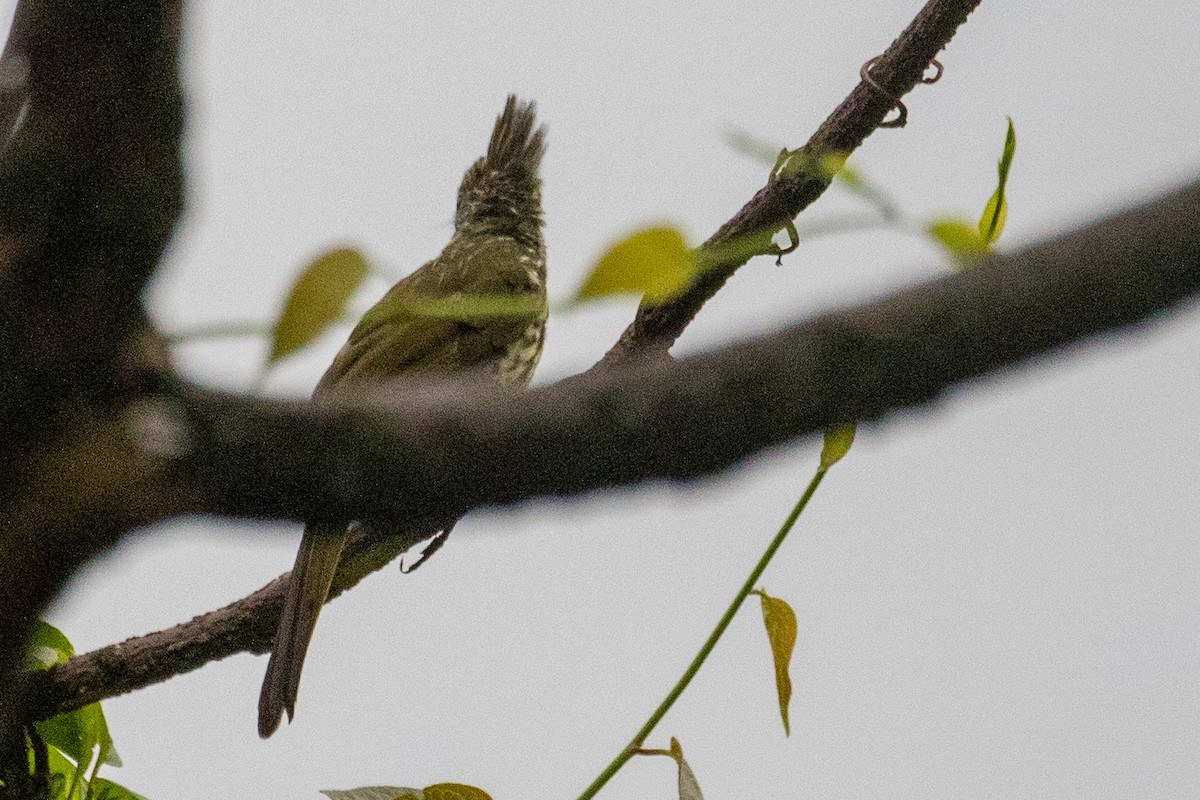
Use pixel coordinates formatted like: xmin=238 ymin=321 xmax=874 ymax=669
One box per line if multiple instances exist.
xmin=258 ymin=95 xmax=547 ymax=738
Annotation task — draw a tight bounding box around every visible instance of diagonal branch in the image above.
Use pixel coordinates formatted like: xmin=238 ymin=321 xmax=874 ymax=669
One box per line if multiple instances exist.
xmin=27 ymin=176 xmax=1200 ymax=720
xmin=600 ymin=0 xmax=982 ymax=362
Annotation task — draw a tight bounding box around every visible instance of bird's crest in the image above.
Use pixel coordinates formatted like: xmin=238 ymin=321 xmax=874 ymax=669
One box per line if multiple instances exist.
xmin=455 ymin=95 xmax=545 ymax=245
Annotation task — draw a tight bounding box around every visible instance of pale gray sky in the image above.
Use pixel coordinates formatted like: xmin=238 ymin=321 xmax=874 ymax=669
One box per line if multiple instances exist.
xmin=15 ymin=1 xmax=1200 ymax=798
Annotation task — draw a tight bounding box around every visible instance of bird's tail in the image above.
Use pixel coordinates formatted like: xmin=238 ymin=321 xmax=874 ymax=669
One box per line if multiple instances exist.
xmin=257 ymin=524 xmax=346 ymax=738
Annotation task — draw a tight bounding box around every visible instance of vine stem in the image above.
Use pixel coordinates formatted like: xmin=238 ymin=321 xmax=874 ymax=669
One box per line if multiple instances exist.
xmin=161 ymin=320 xmax=270 ymax=343
xmin=575 ymin=466 xmax=829 ymax=800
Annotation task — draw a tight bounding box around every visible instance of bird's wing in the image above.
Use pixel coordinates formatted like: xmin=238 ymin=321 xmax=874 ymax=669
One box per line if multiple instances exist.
xmin=314 ymin=237 xmax=544 ymax=399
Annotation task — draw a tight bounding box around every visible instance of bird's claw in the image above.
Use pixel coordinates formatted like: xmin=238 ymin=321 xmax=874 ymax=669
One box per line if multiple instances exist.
xmin=400 ymin=526 xmax=453 ymax=573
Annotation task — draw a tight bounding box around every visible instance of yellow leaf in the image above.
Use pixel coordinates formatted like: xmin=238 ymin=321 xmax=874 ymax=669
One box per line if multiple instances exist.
xmin=755 ymin=589 xmax=798 ymax=736
xmin=927 ymin=217 xmax=989 ymax=268
xmin=577 ymin=227 xmax=696 ymax=304
xmin=979 ymin=189 xmax=1008 ymax=244
xmin=668 ymin=738 xmax=705 ymax=800
xmin=978 ymin=117 xmax=1016 ymax=244
xmin=819 ymin=151 xmax=851 ymax=181
xmin=423 ymin=784 xmax=493 ymax=800
xmin=820 ymin=424 xmax=856 ymax=470
xmin=268 ymin=247 xmax=370 ymax=366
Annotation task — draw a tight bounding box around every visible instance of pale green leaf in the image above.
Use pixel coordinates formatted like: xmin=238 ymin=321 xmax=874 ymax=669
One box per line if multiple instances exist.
xmin=321 ymin=788 xmax=422 ymax=800
xmin=820 ymin=424 xmax=857 ymax=470
xmin=668 ymin=738 xmax=705 ymax=800
xmin=754 ymin=589 xmax=798 ymax=735
xmin=268 ymin=247 xmax=370 ymax=366
xmin=48 ymin=769 xmax=67 ymax=800
xmin=359 ymin=292 xmax=544 ymax=329
xmin=835 ymin=163 xmax=900 ymax=222
xmin=763 ymin=147 xmax=899 ymax=220
xmin=978 ymin=117 xmax=1017 ymax=244
xmin=724 ymin=128 xmax=783 ymax=165
xmin=578 ymin=227 xmax=696 ymax=304
xmin=927 ymin=217 xmax=989 ymax=268
xmin=792 ymin=213 xmax=893 ymax=242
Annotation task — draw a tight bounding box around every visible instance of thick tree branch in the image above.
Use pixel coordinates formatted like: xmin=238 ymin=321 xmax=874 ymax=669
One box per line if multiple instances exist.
xmin=601 ymin=0 xmax=982 ymax=362
xmin=0 ymin=0 xmax=34 ymax=152
xmin=170 ymin=179 xmax=1200 ymax=522
xmin=0 ymin=0 xmax=182 ymax=742
xmin=27 ymin=177 xmax=1200 ymax=720
xmin=0 ymin=1 xmax=182 ymax=428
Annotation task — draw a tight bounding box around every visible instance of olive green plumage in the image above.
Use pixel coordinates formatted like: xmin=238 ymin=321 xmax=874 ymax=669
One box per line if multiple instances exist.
xmin=258 ymin=96 xmax=547 ymax=738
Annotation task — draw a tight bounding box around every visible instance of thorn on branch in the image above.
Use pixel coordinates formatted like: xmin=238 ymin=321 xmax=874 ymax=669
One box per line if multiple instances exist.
xmin=860 ymin=56 xmax=944 ymax=128
xmin=773 ymin=220 xmax=800 ymax=265
xmin=765 ymin=154 xmax=802 ymax=265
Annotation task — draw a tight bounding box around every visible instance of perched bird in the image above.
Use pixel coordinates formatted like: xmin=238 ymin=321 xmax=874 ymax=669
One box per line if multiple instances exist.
xmin=258 ymin=96 xmax=547 ymax=738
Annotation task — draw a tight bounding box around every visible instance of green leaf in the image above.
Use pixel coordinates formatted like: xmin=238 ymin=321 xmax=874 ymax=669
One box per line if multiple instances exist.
xmin=927 ymin=217 xmax=989 ymax=268
xmin=829 ymin=158 xmax=900 ymax=222
xmin=41 ymin=744 xmax=77 ymax=800
xmin=48 ymin=770 xmax=67 ymax=800
xmin=27 ymin=621 xmax=75 ymax=671
xmin=34 ymin=699 xmax=119 ymax=775
xmin=791 ymin=213 xmax=893 ymax=242
xmin=754 ymin=589 xmax=798 ymax=735
xmin=668 ymin=738 xmax=705 ymax=800
xmin=27 ymin=623 xmax=122 ymax=785
xmin=321 ymin=788 xmax=423 ymax=800
xmin=819 ymin=424 xmax=857 ymax=470
xmin=979 ymin=117 xmax=1016 ymax=244
xmin=89 ymin=777 xmax=150 ymax=800
xmin=34 ymin=739 xmax=87 ymax=800
xmin=577 ymin=227 xmax=696 ymax=304
xmin=267 ymin=247 xmax=370 ymax=366
xmin=423 ymin=784 xmax=494 ymax=800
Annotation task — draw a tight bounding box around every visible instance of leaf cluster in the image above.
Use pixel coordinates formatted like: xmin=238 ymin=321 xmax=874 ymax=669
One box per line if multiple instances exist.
xmin=14 ymin=624 xmax=145 ymax=800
